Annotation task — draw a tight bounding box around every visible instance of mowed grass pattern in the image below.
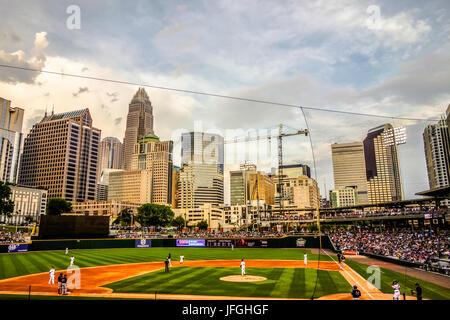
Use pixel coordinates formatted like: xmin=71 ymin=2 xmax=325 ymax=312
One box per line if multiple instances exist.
xmin=105 ymin=266 xmax=352 ymax=299
xmin=0 ymin=248 xmax=331 ymax=280
xmin=346 ymin=260 xmax=450 ymax=300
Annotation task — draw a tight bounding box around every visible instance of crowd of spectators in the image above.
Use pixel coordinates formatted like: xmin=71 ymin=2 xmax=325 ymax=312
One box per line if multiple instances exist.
xmin=173 ymin=230 xmax=286 ymax=238
xmin=261 ymin=214 xmax=314 ymax=221
xmin=247 ymin=207 xmax=448 ymax=221
xmin=111 ymin=225 xmax=288 ymax=239
xmin=322 ymin=207 xmax=447 ymax=219
xmin=0 ymin=231 xmax=28 ymax=244
xmin=328 ymin=227 xmax=450 ymax=273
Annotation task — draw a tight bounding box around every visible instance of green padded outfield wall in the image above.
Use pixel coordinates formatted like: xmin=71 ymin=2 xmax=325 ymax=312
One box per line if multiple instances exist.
xmin=0 ymin=235 xmax=332 ymax=253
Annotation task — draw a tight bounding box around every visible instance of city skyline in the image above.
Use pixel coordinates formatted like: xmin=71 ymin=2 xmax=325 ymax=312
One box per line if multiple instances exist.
xmin=4 ymin=93 xmax=449 ymax=205
xmin=1 ymin=1 xmax=449 ymax=200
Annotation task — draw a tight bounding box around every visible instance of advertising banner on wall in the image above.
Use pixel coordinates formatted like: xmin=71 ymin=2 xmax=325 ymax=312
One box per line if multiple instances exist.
xmin=135 ymin=239 xmax=152 ymax=248
xmin=206 ymin=239 xmax=233 ymax=247
xmin=235 ymin=239 xmax=268 ymax=248
xmin=7 ymin=244 xmax=28 ymax=253
xmin=176 ymin=239 xmax=206 ymax=247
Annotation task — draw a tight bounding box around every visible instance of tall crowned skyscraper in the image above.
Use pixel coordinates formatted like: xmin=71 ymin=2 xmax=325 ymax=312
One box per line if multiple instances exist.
xmin=122 ymin=88 xmax=154 ymax=170
xmin=18 ymin=109 xmax=101 ymax=202
xmin=0 ymin=97 xmax=24 ymax=183
xmin=363 ymin=124 xmax=404 ymax=204
xmin=178 ymin=132 xmax=224 ymax=208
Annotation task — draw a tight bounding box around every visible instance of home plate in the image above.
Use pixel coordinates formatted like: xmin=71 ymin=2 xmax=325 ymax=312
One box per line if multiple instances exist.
xmin=220 ymin=275 xmax=267 ymax=282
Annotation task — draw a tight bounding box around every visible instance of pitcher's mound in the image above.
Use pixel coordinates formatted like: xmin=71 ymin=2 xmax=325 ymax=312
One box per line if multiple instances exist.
xmin=220 ymin=275 xmax=267 ymax=282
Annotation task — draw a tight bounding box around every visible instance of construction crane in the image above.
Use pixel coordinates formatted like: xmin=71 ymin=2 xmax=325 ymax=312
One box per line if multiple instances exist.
xmin=276 ymin=125 xmax=309 ymax=216
xmin=224 ymin=124 xmax=309 ymax=225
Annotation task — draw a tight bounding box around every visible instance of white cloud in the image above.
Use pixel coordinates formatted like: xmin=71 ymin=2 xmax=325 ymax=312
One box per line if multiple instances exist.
xmin=0 ymin=31 xmax=48 ymax=84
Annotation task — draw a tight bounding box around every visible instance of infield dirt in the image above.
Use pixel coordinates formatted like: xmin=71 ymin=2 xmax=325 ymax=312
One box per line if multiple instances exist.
xmin=0 ymin=259 xmax=397 ymax=300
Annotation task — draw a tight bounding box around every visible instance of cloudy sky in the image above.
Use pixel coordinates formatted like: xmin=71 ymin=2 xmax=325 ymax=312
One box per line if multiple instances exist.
xmin=1 ymin=0 xmax=449 ymax=202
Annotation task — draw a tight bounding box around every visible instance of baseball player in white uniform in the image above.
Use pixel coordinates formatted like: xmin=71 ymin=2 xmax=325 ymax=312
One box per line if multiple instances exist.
xmin=392 ymin=280 xmax=401 ymax=300
xmin=65 ymin=248 xmax=68 ymax=255
xmin=70 ymin=256 xmax=75 ymax=267
xmin=240 ymin=259 xmax=246 ymax=276
xmin=180 ymin=255 xmax=184 ymax=265
xmin=304 ymin=252 xmax=308 ymax=265
xmin=48 ymin=266 xmax=55 ymax=285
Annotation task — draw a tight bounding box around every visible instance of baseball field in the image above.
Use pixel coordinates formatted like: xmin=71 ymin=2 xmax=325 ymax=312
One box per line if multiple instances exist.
xmin=0 ymin=247 xmax=449 ymax=300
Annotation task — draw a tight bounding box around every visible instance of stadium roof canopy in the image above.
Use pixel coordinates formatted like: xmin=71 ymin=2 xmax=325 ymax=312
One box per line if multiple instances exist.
xmin=320 ymin=197 xmax=442 ymax=212
xmin=415 ymin=185 xmax=450 ymax=198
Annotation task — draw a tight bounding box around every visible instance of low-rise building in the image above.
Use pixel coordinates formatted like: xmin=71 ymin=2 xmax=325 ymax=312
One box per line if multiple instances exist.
xmin=173 ymin=203 xmax=227 ymax=230
xmin=2 ymin=185 xmax=48 ymax=224
xmin=273 ymin=175 xmax=320 ymax=208
xmin=71 ymin=200 xmax=140 ymax=218
xmin=330 ymin=187 xmax=358 ymax=208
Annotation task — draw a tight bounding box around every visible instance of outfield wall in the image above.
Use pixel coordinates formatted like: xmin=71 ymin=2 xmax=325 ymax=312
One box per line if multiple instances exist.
xmin=0 ymin=235 xmax=332 ymax=253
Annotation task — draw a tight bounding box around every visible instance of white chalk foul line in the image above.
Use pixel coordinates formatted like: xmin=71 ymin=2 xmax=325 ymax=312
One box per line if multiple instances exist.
xmin=321 ymin=249 xmax=376 ymax=300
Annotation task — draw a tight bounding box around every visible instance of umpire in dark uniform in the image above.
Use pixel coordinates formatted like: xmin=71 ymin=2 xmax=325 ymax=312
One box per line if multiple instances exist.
xmin=411 ymin=283 xmax=422 ymax=300
xmin=164 ymin=258 xmax=170 ymax=273
xmin=57 ymin=273 xmax=63 ymax=295
xmin=351 ymin=285 xmax=361 ymax=300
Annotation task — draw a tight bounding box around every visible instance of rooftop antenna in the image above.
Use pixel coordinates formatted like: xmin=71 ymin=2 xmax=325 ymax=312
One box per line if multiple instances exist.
xmin=51 ymin=104 xmax=54 ymax=115
xmin=44 ymin=105 xmax=48 ymax=118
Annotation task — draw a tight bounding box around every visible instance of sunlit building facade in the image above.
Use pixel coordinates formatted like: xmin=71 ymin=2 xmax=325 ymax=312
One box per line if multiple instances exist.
xmin=18 ymin=109 xmax=101 ymax=202
xmin=0 ymin=97 xmax=24 ymax=183
xmin=122 ymin=88 xmax=154 ymax=170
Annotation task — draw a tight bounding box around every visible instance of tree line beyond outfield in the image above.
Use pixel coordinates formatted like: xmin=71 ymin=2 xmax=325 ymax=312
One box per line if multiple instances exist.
xmin=43 ymin=197 xmax=208 ymax=230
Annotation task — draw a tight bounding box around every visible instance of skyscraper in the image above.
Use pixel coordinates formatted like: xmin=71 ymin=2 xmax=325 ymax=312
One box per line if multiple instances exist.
xmin=122 ymin=88 xmax=154 ymax=170
xmin=230 ymin=163 xmax=256 ymax=205
xmin=171 ymin=166 xmax=180 ymax=209
xmin=178 ymin=132 xmax=224 ymax=208
xmin=276 ymin=164 xmax=311 ymax=178
xmin=181 ymin=132 xmax=224 ymax=173
xmin=230 ymin=163 xmax=274 ymax=206
xmin=423 ymin=112 xmax=450 ymax=190
xmin=178 ymin=163 xmax=224 ymax=208
xmin=273 ymin=175 xmax=320 ymax=208
xmin=0 ymin=97 xmax=24 ymax=183
xmin=99 ymin=137 xmax=123 ymax=171
xmin=331 ymin=142 xmax=368 ymax=204
xmin=363 ymin=124 xmax=404 ymax=204
xmin=108 ymin=133 xmax=173 ymax=205
xmin=248 ymin=171 xmax=275 ymax=205
xmin=97 ymin=168 xmax=123 ymax=201
xmin=18 ymin=109 xmax=101 ymax=202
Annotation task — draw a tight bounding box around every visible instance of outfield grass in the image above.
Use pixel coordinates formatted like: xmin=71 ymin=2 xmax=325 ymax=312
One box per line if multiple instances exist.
xmin=105 ymin=266 xmax=352 ymax=299
xmin=346 ymin=260 xmax=450 ymax=300
xmin=0 ymin=247 xmax=331 ymax=280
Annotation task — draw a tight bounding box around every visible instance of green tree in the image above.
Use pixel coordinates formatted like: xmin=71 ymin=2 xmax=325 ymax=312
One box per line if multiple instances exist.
xmin=307 ymin=223 xmax=318 ymax=232
xmin=113 ymin=208 xmax=133 ymax=226
xmin=135 ymin=203 xmax=174 ymax=227
xmin=46 ymin=198 xmax=72 ymax=216
xmin=24 ymin=216 xmax=35 ymax=224
xmin=0 ymin=181 xmax=14 ymax=219
xmin=196 ymin=220 xmax=208 ymax=230
xmin=171 ymin=215 xmax=186 ymax=230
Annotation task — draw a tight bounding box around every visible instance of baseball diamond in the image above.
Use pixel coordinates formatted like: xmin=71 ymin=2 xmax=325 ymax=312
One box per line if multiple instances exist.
xmin=0 ymin=247 xmax=449 ymax=300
